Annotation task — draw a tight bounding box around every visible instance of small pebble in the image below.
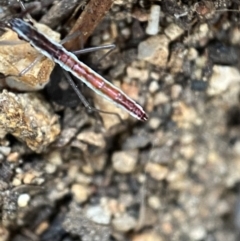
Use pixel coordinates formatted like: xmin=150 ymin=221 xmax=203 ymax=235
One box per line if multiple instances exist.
xmin=164 ymin=23 xmax=184 ymax=41
xmin=35 ymin=221 xmax=49 ymax=235
xmin=180 ymin=145 xmax=195 ymax=160
xmin=153 ymin=92 xmax=169 ymax=106
xmin=122 ymin=134 xmax=150 ymax=149
xmin=63 ymin=203 xmax=111 ymax=241
xmin=82 ymin=164 xmax=94 ymax=175
xmin=150 ymin=71 xmax=160 ymax=79
xmin=23 ymin=172 xmax=36 ymax=184
xmin=148 ymin=195 xmax=161 ymax=210
xmin=102 ymin=32 xmax=110 ymax=41
xmin=171 ymin=84 xmax=182 ymax=99
xmin=89 ymin=154 xmax=107 ymax=172
xmin=208 ymin=65 xmax=240 ymax=96
xmin=107 ymin=199 xmax=125 ymax=215
xmin=126 ymin=66 xmax=148 ymax=81
xmin=145 ymin=163 xmax=169 ymax=180
xmin=17 ymin=193 xmax=30 ymax=207
xmin=0 ymin=146 xmax=11 ymax=156
xmin=132 ymin=8 xmax=148 ymax=22
xmin=121 ymin=27 xmax=131 ymax=38
xmin=7 ymin=152 xmax=19 ymax=162
xmin=149 ymin=147 xmax=171 ymax=164
xmin=71 ymin=183 xmax=89 ymax=203
xmin=77 ymin=131 xmax=106 ymax=149
xmin=93 ymin=92 xmax=129 ymax=129
xmin=45 ymin=163 xmax=57 ymax=174
xmin=149 ymin=80 xmax=159 ymax=93
xmin=112 ymin=150 xmax=138 ymax=173
xmin=68 ymin=165 xmax=79 ymax=180
xmin=230 ymin=26 xmax=240 ymax=45
xmin=146 ymin=5 xmax=161 ymax=35
xmin=187 ymin=47 xmax=198 ymax=61
xmin=75 ymin=173 xmax=92 ymax=185
xmin=34 ymin=177 xmax=45 ymax=185
xmin=172 ymin=101 xmax=198 ymax=128
xmin=138 ymin=35 xmax=169 ymax=67
xmin=47 ymin=150 xmax=62 ymax=166
xmin=148 ymin=117 xmax=161 ymax=130
xmin=112 ymin=214 xmax=137 ymax=232
xmin=86 ymin=205 xmax=111 ymax=225
xmin=132 ymin=231 xmax=164 ymax=241
xmin=233 ymin=140 xmax=240 ymax=155
xmin=12 ymin=177 xmax=21 ymax=186
xmin=189 ymin=226 xmax=207 ymax=240
xmin=55 ymin=128 xmax=77 ymax=147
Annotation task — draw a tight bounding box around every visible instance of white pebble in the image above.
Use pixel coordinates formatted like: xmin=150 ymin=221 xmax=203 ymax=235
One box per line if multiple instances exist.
xmin=146 ymin=5 xmax=161 ymax=35
xmin=148 ymin=195 xmax=161 ymax=210
xmin=208 ymin=65 xmax=240 ymax=96
xmin=121 ymin=28 xmax=131 ymax=38
xmin=149 ymin=80 xmax=159 ymax=93
xmin=17 ymin=193 xmax=30 ymax=207
xmin=149 ymin=117 xmax=161 ymax=129
xmin=189 ymin=226 xmax=206 ymax=240
xmin=86 ymin=206 xmax=111 ymax=225
xmin=0 ymin=146 xmax=11 ymax=156
xmin=45 ymin=163 xmax=57 ymax=174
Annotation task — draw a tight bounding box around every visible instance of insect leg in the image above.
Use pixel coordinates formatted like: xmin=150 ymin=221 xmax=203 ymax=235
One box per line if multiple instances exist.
xmin=63 ymin=70 xmax=124 ymax=123
xmin=18 ymin=55 xmax=44 ymax=76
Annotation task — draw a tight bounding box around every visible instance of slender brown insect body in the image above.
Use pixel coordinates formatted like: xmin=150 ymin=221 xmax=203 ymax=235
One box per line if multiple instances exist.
xmin=5 ymin=18 xmax=148 ymax=121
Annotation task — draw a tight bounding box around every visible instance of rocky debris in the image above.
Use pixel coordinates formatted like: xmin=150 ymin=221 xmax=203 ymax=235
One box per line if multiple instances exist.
xmin=17 ymin=193 xmax=30 ymax=208
xmin=63 ymin=203 xmax=111 ymax=241
xmin=112 ymin=213 xmax=137 ymax=232
xmin=0 ymin=21 xmax=60 ymax=91
xmin=71 ymin=183 xmax=90 ymax=204
xmin=0 ymin=90 xmax=60 ymax=152
xmin=85 ymin=205 xmax=111 ymax=225
xmin=112 ymin=150 xmax=138 ymax=173
xmin=164 ymin=23 xmax=185 ymax=41
xmin=207 ymin=65 xmax=240 ymax=96
xmin=145 ymin=163 xmax=169 ymax=180
xmin=138 ymin=35 xmax=169 ymax=67
xmin=146 ymin=5 xmax=161 ymax=35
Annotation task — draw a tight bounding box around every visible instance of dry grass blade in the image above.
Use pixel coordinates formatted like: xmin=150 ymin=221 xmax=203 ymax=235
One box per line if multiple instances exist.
xmin=64 ymin=0 xmax=113 ymax=50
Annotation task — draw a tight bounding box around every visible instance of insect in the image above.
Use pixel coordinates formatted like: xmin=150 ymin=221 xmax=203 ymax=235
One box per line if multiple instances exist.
xmin=0 ymin=4 xmax=148 ymax=121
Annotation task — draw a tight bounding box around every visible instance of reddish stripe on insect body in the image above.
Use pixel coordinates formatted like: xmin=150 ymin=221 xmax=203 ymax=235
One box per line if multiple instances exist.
xmin=59 ymin=52 xmax=148 ymax=121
